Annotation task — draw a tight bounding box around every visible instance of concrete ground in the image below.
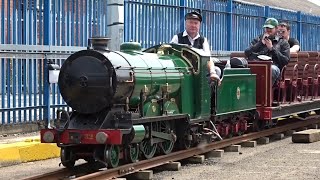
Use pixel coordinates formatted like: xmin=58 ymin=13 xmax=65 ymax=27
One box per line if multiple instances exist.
xmin=0 ymin=136 xmax=319 ymax=180
xmin=154 ymin=137 xmax=320 ymax=180
xmin=0 ymin=132 xmax=39 ymax=143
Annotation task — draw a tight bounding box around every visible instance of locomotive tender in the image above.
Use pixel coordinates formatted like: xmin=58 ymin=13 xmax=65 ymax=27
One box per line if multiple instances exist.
xmin=41 ymin=37 xmax=320 ymax=168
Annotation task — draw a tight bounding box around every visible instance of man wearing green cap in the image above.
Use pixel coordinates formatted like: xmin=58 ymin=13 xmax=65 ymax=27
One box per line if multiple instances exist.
xmin=244 ymin=17 xmax=290 ymax=85
xmin=171 ymin=11 xmax=221 ymax=84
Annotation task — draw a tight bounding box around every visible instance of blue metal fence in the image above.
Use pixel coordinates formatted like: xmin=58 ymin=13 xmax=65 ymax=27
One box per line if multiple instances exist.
xmin=0 ymin=0 xmax=108 ymax=126
xmin=124 ymin=0 xmax=320 ymax=51
xmin=0 ymin=0 xmax=108 ymax=46
xmin=124 ymin=0 xmax=181 ymax=48
xmin=50 ymin=0 xmax=109 ymax=46
xmin=0 ymin=45 xmax=83 ymax=125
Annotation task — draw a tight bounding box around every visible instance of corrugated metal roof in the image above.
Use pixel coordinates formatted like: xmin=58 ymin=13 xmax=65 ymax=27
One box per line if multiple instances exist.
xmin=237 ymin=0 xmax=320 ymax=15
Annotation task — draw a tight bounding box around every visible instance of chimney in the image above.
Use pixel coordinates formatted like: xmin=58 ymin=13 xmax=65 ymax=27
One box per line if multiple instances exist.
xmin=88 ymin=37 xmax=111 ymax=51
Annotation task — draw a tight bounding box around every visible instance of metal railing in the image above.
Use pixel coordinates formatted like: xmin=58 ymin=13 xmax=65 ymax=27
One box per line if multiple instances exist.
xmin=0 ymin=44 xmax=85 ymax=125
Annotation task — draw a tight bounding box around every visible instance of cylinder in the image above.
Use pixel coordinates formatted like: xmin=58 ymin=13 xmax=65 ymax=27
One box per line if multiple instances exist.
xmin=131 ymin=125 xmax=146 ymax=143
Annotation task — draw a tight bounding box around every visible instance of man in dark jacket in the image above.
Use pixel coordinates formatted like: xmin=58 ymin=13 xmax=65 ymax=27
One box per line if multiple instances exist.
xmin=244 ymin=18 xmax=290 ymax=85
xmin=170 ymin=11 xmax=210 ymax=54
xmin=170 ymin=11 xmax=221 ymax=85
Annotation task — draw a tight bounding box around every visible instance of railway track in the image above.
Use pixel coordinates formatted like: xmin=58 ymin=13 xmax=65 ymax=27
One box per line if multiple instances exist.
xmin=24 ymin=117 xmax=320 ymax=180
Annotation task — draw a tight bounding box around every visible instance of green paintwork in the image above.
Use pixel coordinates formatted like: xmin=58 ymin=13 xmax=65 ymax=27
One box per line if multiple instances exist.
xmin=141 ymin=44 xmax=211 ymax=119
xmin=168 ymin=54 xmax=195 ymax=118
xmin=216 ymin=68 xmax=256 ymax=115
xmin=131 ymin=125 xmax=146 ymax=143
xmin=223 ymin=68 xmax=252 ymax=75
xmin=143 ymin=101 xmax=160 ymax=116
xmin=120 ymin=42 xmax=142 ymax=51
xmin=118 ymin=52 xmax=152 ymax=106
xmin=117 ymin=46 xmax=185 ymax=115
xmin=180 ymin=73 xmax=194 ymax=117
xmin=165 ymin=69 xmax=182 ymax=98
xmin=131 ymin=70 xmax=152 ymax=106
xmin=118 ymin=43 xmax=254 ymax=121
xmin=194 ymin=55 xmax=211 ymax=118
xmin=164 ymin=101 xmax=180 ymax=115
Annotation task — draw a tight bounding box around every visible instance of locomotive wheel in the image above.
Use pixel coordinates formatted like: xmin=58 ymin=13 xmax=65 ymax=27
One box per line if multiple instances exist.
xmin=252 ymin=119 xmax=265 ymax=131
xmin=251 ymin=111 xmax=263 ymax=132
xmin=140 ymin=139 xmax=157 ymax=159
xmin=60 ymin=147 xmax=75 ymax=169
xmin=124 ymin=144 xmax=139 ymax=163
xmin=177 ymin=127 xmax=191 ymax=150
xmin=140 ymin=122 xmax=158 ymax=159
xmin=158 ymin=121 xmax=175 ymax=155
xmin=160 ymin=140 xmax=174 ymax=154
xmin=104 ymin=145 xmax=120 ymax=168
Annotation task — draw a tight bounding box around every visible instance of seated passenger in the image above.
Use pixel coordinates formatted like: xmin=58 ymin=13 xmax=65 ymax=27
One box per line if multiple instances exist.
xmin=244 ymin=18 xmax=290 ymax=85
xmin=277 ymin=22 xmax=300 ymax=53
xmin=170 ymin=11 xmax=221 ymax=85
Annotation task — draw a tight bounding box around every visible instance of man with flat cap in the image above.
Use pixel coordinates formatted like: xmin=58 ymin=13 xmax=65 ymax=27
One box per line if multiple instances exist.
xmin=170 ymin=11 xmax=221 ymax=84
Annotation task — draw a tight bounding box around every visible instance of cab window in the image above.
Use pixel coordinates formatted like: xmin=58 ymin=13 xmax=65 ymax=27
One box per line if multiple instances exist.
xmin=182 ymin=49 xmax=200 ymax=74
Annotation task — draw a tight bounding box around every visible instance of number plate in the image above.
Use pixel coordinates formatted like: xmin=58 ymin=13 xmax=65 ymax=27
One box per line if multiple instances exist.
xmin=69 ymin=132 xmax=81 ymax=144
